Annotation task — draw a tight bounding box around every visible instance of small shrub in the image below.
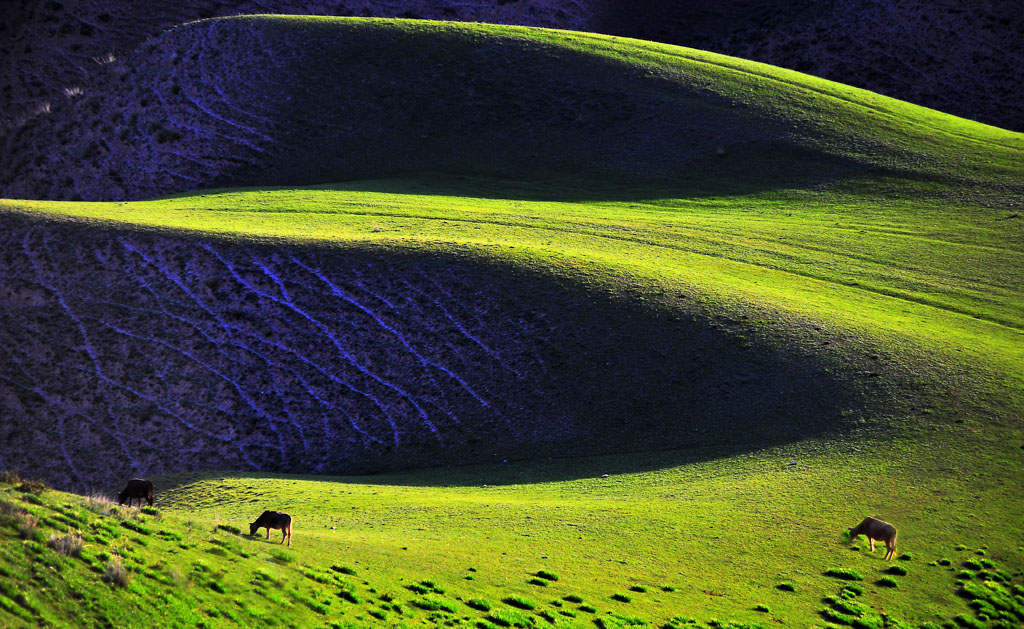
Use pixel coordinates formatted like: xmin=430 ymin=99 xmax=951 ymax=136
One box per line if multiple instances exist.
xmin=207 ymin=580 xmax=227 ymax=594
xmin=16 ymin=512 xmax=40 ymax=540
xmin=48 ymin=532 xmax=84 ymax=557
xmin=527 ymin=578 xmax=548 ymax=587
xmin=215 ymin=524 xmax=241 ymax=535
xmin=825 ymin=595 xmax=868 ymax=616
xmin=330 ymin=565 xmax=357 ymax=575
xmin=956 ymin=570 xmax=975 ymax=580
xmin=876 ymin=577 xmax=898 ymax=588
xmin=955 ymin=544 xmax=968 ymax=551
xmin=103 ymin=555 xmax=131 ymax=587
xmin=156 ymin=529 xmax=182 ymax=542
xmin=938 ymin=558 xmax=952 ymax=566
xmin=664 ymin=618 xmax=699 ymax=628
xmin=563 ymin=595 xmax=584 ymax=604
xmin=467 ymin=598 xmax=493 ymax=612
xmin=488 ymin=609 xmax=533 ymax=627
xmin=822 ymin=607 xmax=855 ymax=625
xmin=579 ymin=604 xmax=597 ymax=613
xmin=368 ymin=609 xmax=386 ymax=620
xmin=141 ymin=507 xmax=160 ymax=517
xmin=754 ymin=604 xmax=770 ymax=613
xmin=824 ymin=568 xmax=864 ymax=581
xmin=660 ymin=585 xmax=676 ymax=592
xmin=0 ymin=499 xmax=24 ymax=519
xmin=83 ymin=495 xmax=117 ymax=516
xmin=16 ymin=480 xmax=47 ymax=495
xmin=535 ymin=570 xmax=559 ymax=581
xmin=840 ymin=584 xmax=864 ymax=597
xmin=953 ymin=614 xmax=986 ymax=629
xmin=338 ymin=589 xmax=360 ymax=604
xmin=897 ymin=553 xmax=913 ymax=561
xmin=776 ymin=582 xmax=796 ymax=592
xmin=412 ymin=595 xmax=458 ymax=613
xmin=962 ymin=559 xmax=983 ymax=570
xmin=611 ymin=592 xmax=632 ymax=603
xmin=503 ymin=595 xmax=537 ymax=610
xmin=629 ymin=585 xmax=647 ymax=593
xmin=119 ymin=520 xmax=150 ymax=535
xmin=968 ymin=599 xmax=998 ymax=618
xmin=269 ymin=550 xmax=293 ymax=564
xmin=886 ymin=565 xmax=908 ymax=576
xmin=406 ymin=583 xmax=431 ymax=595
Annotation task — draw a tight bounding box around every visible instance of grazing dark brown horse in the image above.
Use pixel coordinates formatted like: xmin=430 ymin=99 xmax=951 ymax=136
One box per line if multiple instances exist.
xmin=118 ymin=479 xmax=154 ymax=507
xmin=250 ymin=510 xmax=292 ymax=546
xmin=848 ymin=516 xmax=898 ymax=560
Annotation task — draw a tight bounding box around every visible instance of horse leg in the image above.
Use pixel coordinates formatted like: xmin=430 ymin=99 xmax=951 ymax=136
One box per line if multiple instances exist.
xmin=869 ymin=538 xmax=875 ymax=552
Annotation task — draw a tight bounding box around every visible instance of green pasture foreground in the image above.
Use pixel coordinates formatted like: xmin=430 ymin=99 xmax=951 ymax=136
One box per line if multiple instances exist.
xmin=1 ymin=432 xmax=1022 ymax=627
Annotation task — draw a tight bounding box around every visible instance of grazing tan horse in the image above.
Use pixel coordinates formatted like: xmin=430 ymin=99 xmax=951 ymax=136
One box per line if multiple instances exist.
xmin=848 ymin=516 xmax=897 ymax=560
xmin=250 ymin=510 xmax=292 ymax=546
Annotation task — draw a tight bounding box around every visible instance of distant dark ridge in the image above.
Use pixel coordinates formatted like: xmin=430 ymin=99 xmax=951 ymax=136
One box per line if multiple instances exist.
xmin=2 ymin=0 xmax=1022 ymax=141
xmin=0 ymin=16 xmax=878 ymax=201
xmin=0 ymin=215 xmax=888 ymax=490
xmin=592 ymin=0 xmax=1024 ymax=133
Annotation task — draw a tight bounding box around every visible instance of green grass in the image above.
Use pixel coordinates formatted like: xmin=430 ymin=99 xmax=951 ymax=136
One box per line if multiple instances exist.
xmin=0 ymin=15 xmax=1022 ymax=629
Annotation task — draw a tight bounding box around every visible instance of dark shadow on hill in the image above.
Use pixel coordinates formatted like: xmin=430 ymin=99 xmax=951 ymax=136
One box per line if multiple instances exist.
xmin=0 ymin=214 xmax=901 ymax=491
xmin=3 ymin=15 xmax=984 ymax=203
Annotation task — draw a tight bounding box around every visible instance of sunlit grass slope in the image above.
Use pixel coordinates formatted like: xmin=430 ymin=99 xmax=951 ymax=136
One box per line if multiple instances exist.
xmin=1 ymin=15 xmax=1023 ymax=628
xmin=4 ymin=15 xmax=1023 ymax=199
xmin=1 ymin=434 xmax=1022 ymax=627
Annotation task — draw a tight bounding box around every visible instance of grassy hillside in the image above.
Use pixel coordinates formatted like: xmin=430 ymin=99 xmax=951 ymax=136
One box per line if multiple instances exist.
xmin=2 ymin=16 xmax=1022 ymax=201
xmin=0 ymin=15 xmax=1022 ymax=628
xmin=1 ymin=436 xmax=1022 ymax=627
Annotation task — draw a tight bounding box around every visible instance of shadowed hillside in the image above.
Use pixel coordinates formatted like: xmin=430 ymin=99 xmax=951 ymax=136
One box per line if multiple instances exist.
xmin=0 ymin=214 xmax=886 ymax=490
xmin=2 ymin=0 xmax=1022 ymax=135
xmin=2 ymin=16 xmax=1021 ymax=202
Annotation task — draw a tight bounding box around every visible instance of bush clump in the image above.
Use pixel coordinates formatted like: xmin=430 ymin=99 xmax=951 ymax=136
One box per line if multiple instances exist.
xmin=16 ymin=480 xmax=47 ymax=495
xmin=488 ymin=609 xmax=533 ymax=627
xmin=411 ymin=595 xmax=457 ymax=613
xmin=776 ymin=582 xmax=796 ymax=592
xmin=886 ymin=565 xmax=908 ymax=576
xmin=876 ymin=576 xmax=898 ymax=588
xmin=102 ymin=555 xmax=131 ymax=587
xmin=535 ymin=570 xmax=559 ymax=581
xmin=330 ymin=565 xmax=357 ymax=575
xmin=824 ymin=568 xmax=864 ymax=581
xmin=467 ymin=598 xmax=493 ymax=612
xmin=610 ymin=592 xmax=632 ymax=603
xmin=502 ymin=595 xmax=537 ymax=610
xmin=47 ymin=532 xmax=84 ymax=557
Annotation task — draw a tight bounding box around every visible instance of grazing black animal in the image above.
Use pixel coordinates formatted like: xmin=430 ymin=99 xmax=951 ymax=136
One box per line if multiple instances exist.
xmin=848 ymin=516 xmax=898 ymax=561
xmin=250 ymin=510 xmax=292 ymax=546
xmin=118 ymin=478 xmax=154 ymax=507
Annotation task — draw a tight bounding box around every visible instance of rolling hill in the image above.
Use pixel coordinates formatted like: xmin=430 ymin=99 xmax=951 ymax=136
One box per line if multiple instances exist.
xmin=0 ymin=15 xmax=1022 ymax=628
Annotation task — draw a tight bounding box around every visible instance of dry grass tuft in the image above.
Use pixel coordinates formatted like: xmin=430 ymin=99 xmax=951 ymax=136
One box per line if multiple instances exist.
xmin=48 ymin=532 xmax=84 ymax=557
xmin=16 ymin=512 xmax=40 ymax=539
xmin=103 ymin=555 xmax=131 ymax=587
